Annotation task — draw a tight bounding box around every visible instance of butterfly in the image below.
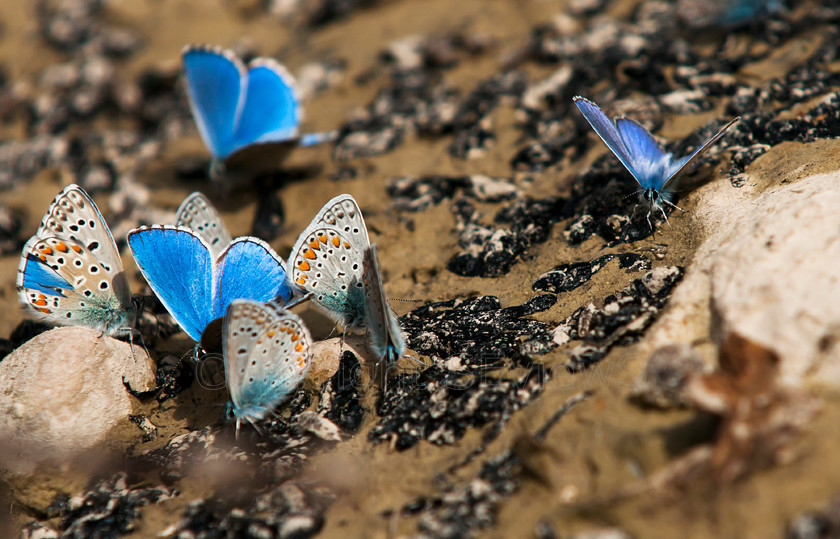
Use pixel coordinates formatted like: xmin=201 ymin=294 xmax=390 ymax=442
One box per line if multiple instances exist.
xmin=573 ymin=96 xmax=739 ymax=229
xmin=223 ymin=299 xmax=311 ymax=437
xmin=676 ymin=0 xmax=784 ymax=28
xmin=287 ymin=195 xmax=407 ymax=366
xmin=181 ymin=44 xmax=333 ymax=175
xmin=17 ymin=184 xmax=136 ymax=336
xmin=362 ymin=244 xmax=406 ymax=366
xmin=127 ymin=222 xmax=293 ymax=343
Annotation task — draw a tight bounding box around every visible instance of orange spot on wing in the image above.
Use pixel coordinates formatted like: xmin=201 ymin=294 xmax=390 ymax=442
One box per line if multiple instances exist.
xmin=303 ymin=249 xmax=316 ymax=260
xmin=296 ymin=277 xmax=307 ymax=285
xmin=38 ymin=255 xmax=46 ymax=262
xmin=318 ymin=234 xmax=327 ymax=244
xmin=267 ymin=330 xmax=275 ymax=338
xmin=34 ymin=299 xmax=47 ymax=306
xmin=55 ymin=242 xmax=68 ymax=253
xmin=331 ymin=236 xmax=340 ymax=247
xmin=298 ymin=261 xmax=310 ymax=271
xmin=298 ymin=357 xmax=306 ymax=368
xmin=291 ymin=333 xmax=299 ymax=341
xmin=40 ymin=246 xmax=53 ymax=255
xmin=71 ymin=245 xmax=82 ymax=253
xmin=309 ymin=240 xmax=321 ymax=250
xmin=37 ymin=307 xmax=51 ymax=314
xmin=295 ymin=342 xmax=303 ymax=352
xmin=343 ymin=241 xmax=350 ymax=249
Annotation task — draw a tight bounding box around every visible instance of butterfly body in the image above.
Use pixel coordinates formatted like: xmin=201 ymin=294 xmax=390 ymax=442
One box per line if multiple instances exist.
xmin=128 ymin=225 xmax=293 ymax=342
xmin=573 ymin=96 xmax=738 ymax=228
xmin=17 ymin=185 xmax=135 ymax=336
xmin=223 ymin=299 xmax=312 ymax=434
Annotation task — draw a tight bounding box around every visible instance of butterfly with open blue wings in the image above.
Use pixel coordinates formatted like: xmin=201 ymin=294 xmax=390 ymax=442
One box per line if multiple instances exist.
xmin=127 ymin=224 xmax=294 ymax=343
xmin=182 ymin=44 xmax=333 ymax=176
xmin=573 ymin=96 xmax=739 ymax=229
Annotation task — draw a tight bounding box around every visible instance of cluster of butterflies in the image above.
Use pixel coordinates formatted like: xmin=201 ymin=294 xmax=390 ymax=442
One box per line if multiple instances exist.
xmin=15 ymin=43 xmax=742 ymax=434
xmin=17 ymin=185 xmax=405 ymax=434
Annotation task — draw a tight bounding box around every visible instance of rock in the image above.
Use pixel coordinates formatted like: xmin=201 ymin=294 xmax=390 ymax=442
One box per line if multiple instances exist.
xmin=632 ymin=344 xmax=708 ymax=409
xmin=649 ymin=167 xmax=840 ymax=388
xmin=0 ymin=327 xmax=156 ymax=475
xmin=309 ymin=336 xmax=366 ymax=386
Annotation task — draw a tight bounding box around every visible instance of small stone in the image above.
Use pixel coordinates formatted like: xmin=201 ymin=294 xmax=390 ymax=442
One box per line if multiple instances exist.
xmin=0 ymin=327 xmax=156 ymax=475
xmin=632 ymin=344 xmax=708 ymax=408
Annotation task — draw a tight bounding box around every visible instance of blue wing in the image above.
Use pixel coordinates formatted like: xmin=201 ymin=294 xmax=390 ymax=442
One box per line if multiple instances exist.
xmin=231 ymin=60 xmax=300 ymax=152
xmin=128 ymin=226 xmax=214 ymax=342
xmin=19 ymin=253 xmax=73 ymax=296
xmin=299 ymin=131 xmax=337 ymax=147
xmin=614 ymin=118 xmax=671 ymax=190
xmin=213 ymin=237 xmax=294 ymax=319
xmin=182 ymin=45 xmax=246 ymax=160
xmin=574 ymin=97 xmax=646 ymax=186
xmin=661 ymin=116 xmax=740 ymax=193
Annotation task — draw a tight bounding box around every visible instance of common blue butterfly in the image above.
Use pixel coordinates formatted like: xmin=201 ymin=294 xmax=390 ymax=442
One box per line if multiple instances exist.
xmin=362 ymin=244 xmax=405 ymax=366
xmin=573 ymin=96 xmax=739 ymax=228
xmin=223 ymin=299 xmax=311 ymax=437
xmin=677 ymin=0 xmax=784 ymax=28
xmin=181 ymin=44 xmax=333 ymax=173
xmin=127 ymin=224 xmax=293 ymax=343
xmin=17 ymin=184 xmax=136 ymax=336
xmin=287 ymin=195 xmax=407 ymax=366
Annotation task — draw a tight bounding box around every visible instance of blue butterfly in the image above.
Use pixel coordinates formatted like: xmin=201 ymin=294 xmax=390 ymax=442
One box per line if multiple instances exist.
xmin=127 ymin=224 xmax=293 ymax=343
xmin=677 ymin=0 xmax=784 ymax=28
xmin=17 ymin=184 xmax=136 ymax=336
xmin=181 ymin=44 xmax=333 ymax=174
xmin=287 ymin=195 xmax=406 ymax=367
xmin=573 ymin=96 xmax=739 ymax=229
xmin=223 ymin=299 xmax=311 ymax=437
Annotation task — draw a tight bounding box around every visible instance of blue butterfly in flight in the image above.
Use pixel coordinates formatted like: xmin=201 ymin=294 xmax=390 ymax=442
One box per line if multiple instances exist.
xmin=182 ymin=44 xmax=333 ymax=176
xmin=573 ymin=96 xmax=739 ymax=229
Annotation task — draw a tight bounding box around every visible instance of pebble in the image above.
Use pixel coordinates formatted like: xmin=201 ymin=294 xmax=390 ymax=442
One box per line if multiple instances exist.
xmin=0 ymin=327 xmax=155 ymax=475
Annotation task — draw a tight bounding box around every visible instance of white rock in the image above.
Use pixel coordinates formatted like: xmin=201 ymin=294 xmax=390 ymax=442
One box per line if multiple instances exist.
xmin=647 ymin=165 xmax=840 ymax=388
xmin=0 ymin=327 xmax=156 ymax=475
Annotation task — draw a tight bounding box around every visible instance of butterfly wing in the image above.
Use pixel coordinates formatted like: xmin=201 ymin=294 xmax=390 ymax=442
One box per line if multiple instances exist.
xmin=289 ymin=226 xmax=366 ymax=329
xmin=17 ymin=185 xmax=134 ymax=334
xmin=213 ymin=237 xmax=294 ymax=319
xmin=127 ymin=226 xmax=214 ymax=342
xmin=574 ymin=97 xmax=645 ymax=182
xmin=614 ymin=118 xmax=672 ymax=191
xmin=182 ymin=45 xmax=247 ymax=160
xmin=294 ymin=194 xmax=370 ymax=252
xmin=231 ymin=59 xmax=301 ymax=152
xmin=175 ymin=192 xmax=232 ymax=260
xmin=223 ymin=299 xmax=312 ymax=424
xmin=363 ymin=245 xmax=405 ymax=365
xmin=660 ymin=116 xmax=740 ymax=193
xmin=288 ymin=195 xmax=370 ymax=327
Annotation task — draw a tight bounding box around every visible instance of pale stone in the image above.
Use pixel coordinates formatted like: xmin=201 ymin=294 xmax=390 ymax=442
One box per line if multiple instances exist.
xmin=646 ymin=166 xmax=840 ymax=388
xmin=0 ymin=327 xmax=156 ymax=475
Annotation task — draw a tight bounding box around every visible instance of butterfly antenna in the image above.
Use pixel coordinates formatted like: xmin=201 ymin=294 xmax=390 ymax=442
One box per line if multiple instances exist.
xmin=388 ymin=298 xmax=423 ymax=303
